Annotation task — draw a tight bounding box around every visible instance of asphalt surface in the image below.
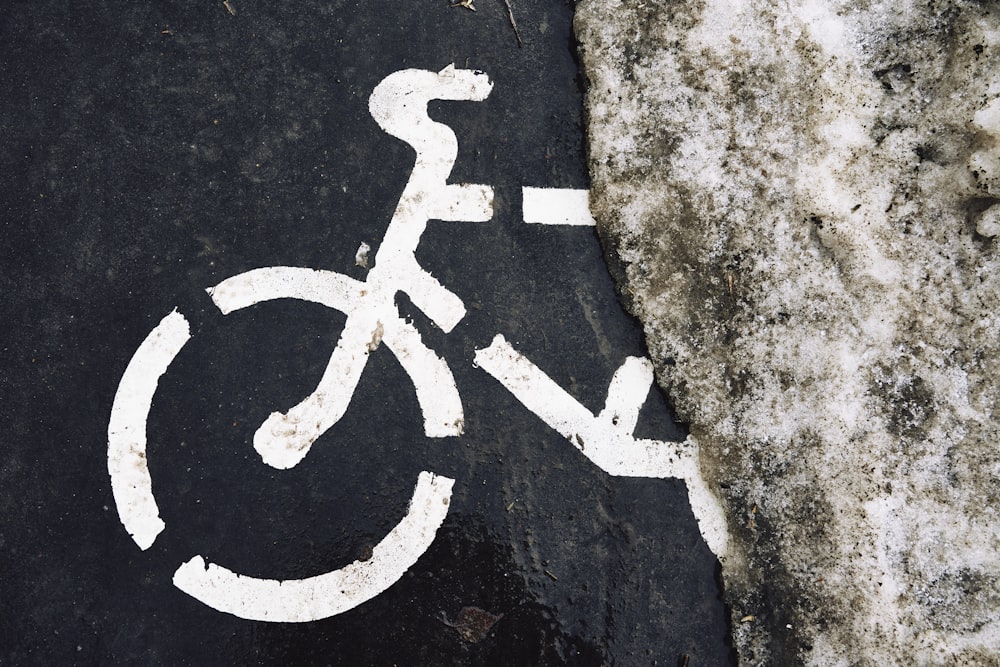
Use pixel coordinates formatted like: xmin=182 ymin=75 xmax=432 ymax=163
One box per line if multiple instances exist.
xmin=1 ymin=1 xmax=734 ymax=664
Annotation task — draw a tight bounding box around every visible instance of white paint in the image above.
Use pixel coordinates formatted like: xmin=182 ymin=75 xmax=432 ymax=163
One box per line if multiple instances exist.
xmin=369 ymin=66 xmax=494 ymax=226
xmin=380 ymin=315 xmax=465 ymax=437
xmin=475 ymin=335 xmax=681 ymax=476
xmin=475 ymin=335 xmax=729 ymax=560
xmin=678 ymin=439 xmax=731 ymax=563
xmin=113 ymin=67 xmax=719 ymax=627
xmin=208 ymin=265 xmax=465 ymax=469
xmin=108 ymin=68 xmax=492 ymax=624
xmin=172 ymin=471 xmax=454 ymax=622
xmin=209 ymin=266 xmax=365 ymax=316
xmin=522 ymin=187 xmax=597 ymax=226
xmin=107 ymin=310 xmax=190 ymax=550
xmin=254 ymin=307 xmax=386 ymax=470
xmin=244 ymin=66 xmax=492 ymax=469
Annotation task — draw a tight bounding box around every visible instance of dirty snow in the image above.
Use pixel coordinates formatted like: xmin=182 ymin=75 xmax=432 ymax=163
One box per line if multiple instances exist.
xmin=576 ymin=0 xmax=1000 ymax=663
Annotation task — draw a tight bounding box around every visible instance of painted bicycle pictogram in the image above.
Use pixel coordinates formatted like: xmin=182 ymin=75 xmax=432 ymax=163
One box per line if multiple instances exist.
xmin=108 ymin=66 xmax=727 ymax=623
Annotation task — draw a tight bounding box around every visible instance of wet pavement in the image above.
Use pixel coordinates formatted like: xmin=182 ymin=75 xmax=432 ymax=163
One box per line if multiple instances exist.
xmin=1 ymin=1 xmax=733 ymax=663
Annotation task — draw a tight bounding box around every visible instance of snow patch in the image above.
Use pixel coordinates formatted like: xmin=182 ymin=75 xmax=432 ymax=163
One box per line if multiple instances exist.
xmin=577 ymin=0 xmax=1000 ymax=662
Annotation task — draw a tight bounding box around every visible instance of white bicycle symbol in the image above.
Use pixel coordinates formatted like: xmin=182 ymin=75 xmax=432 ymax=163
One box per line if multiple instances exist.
xmin=108 ymin=66 xmax=727 ymax=623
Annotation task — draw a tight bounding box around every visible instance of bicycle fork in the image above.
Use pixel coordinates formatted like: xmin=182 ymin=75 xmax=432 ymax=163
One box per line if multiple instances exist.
xmin=243 ymin=65 xmax=493 ymax=470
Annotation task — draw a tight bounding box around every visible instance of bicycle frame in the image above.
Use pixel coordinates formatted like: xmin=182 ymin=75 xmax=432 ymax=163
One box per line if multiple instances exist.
xmin=214 ymin=66 xmax=494 ymax=471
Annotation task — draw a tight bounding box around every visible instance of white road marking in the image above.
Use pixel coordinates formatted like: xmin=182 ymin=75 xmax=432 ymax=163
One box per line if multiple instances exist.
xmin=172 ymin=471 xmax=454 ymax=622
xmin=522 ymin=187 xmax=596 ymax=226
xmin=209 ymin=266 xmax=365 ymax=316
xmin=110 ymin=67 xmax=701 ymax=627
xmin=381 ymin=315 xmax=465 ymax=437
xmin=369 ymin=66 xmax=494 ymax=227
xmin=108 ymin=309 xmax=190 ymax=550
xmin=106 ymin=68 xmax=493 ymax=624
xmin=385 ymin=257 xmax=466 ymax=333
xmin=475 ymin=335 xmax=729 ymax=560
xmin=207 ymin=266 xmax=465 ymax=470
xmin=253 ymin=309 xmax=382 ymax=469
xmin=243 ymin=66 xmax=491 ymax=470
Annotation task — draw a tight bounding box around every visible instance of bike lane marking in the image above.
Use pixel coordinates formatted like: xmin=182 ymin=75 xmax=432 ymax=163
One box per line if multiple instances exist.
xmin=475 ymin=334 xmax=730 ymax=561
xmin=522 ymin=187 xmax=597 ymax=226
xmin=172 ymin=471 xmax=454 ymax=622
xmin=108 ymin=310 xmax=190 ymax=551
xmin=107 ymin=67 xmax=727 ymax=627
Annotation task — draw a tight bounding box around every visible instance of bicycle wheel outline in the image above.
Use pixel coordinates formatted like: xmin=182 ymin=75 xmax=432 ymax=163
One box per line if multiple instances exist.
xmin=108 ymin=267 xmax=458 ymax=622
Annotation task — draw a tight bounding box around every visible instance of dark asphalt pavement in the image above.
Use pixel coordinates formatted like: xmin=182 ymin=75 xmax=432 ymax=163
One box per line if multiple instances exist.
xmin=0 ymin=1 xmax=733 ymax=664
